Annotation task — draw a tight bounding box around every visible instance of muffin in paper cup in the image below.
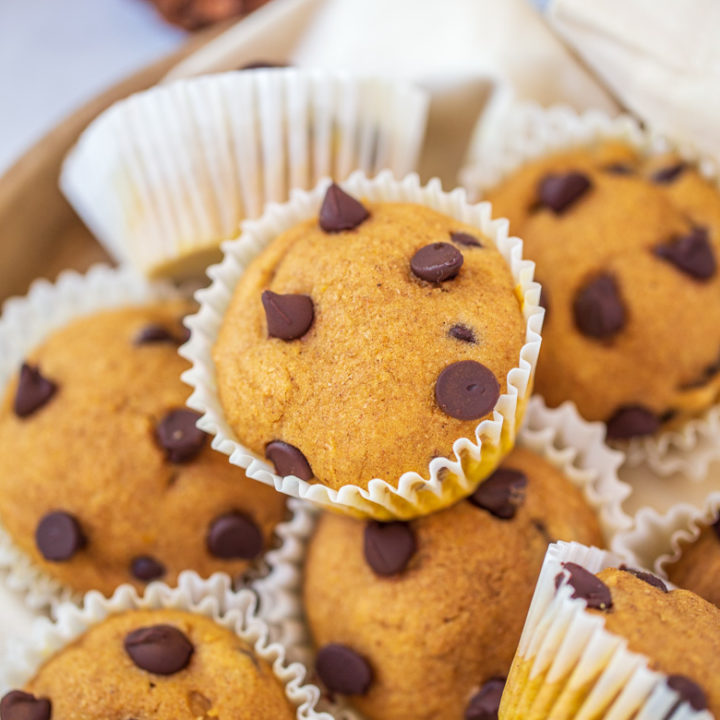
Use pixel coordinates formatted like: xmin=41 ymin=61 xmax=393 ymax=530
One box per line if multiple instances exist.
xmin=0 ymin=571 xmax=330 ymax=720
xmin=500 ymin=541 xmax=715 ymax=720
xmin=180 ymin=170 xmax=543 ymax=520
xmin=60 ymin=69 xmax=430 ymax=281
xmin=460 ymin=101 xmax=720 ymax=483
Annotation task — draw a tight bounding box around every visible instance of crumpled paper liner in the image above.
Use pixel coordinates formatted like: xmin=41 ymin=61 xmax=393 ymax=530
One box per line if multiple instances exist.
xmin=180 ymin=170 xmax=544 ymax=520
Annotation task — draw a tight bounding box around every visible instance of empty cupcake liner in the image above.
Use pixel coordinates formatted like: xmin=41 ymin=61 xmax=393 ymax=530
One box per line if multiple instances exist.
xmin=500 ymin=541 xmax=713 ymax=720
xmin=61 ymin=69 xmax=430 ymax=280
xmin=0 ymin=571 xmax=331 ymax=720
xmin=460 ymin=101 xmax=720 ymax=483
xmin=0 ymin=265 xmax=313 ymax=612
xmin=180 ymin=170 xmax=543 ymax=520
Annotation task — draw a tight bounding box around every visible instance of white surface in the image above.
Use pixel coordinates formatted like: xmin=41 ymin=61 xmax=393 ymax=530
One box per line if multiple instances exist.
xmin=0 ymin=0 xmax=185 ymax=174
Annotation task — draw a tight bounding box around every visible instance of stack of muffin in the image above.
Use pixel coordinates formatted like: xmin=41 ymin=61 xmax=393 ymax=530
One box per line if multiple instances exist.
xmin=2 ymin=70 xmax=720 ymax=720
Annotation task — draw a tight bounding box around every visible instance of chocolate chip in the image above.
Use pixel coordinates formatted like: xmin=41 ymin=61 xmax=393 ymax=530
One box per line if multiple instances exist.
xmin=712 ymin=515 xmax=720 ymax=541
xmin=619 ymin=565 xmax=668 ymax=592
xmin=448 ymin=324 xmax=476 ymax=343
xmin=654 ymin=227 xmax=716 ymax=281
xmin=134 ymin=324 xmax=178 ymax=345
xmin=665 ymin=675 xmax=708 ymax=716
xmin=435 ymin=360 xmax=500 ymax=420
xmin=606 ymin=405 xmax=660 ymax=440
xmin=554 ymin=562 xmax=613 ymax=610
xmin=130 ymin=555 xmax=166 ymax=582
xmin=652 ymin=162 xmax=686 ymax=184
xmin=13 ymin=363 xmax=57 ymax=418
xmin=315 ymin=644 xmax=373 ymax=695
xmin=155 ymin=409 xmax=206 ymax=463
xmin=207 ymin=512 xmax=263 ymax=559
xmin=411 ymin=243 xmax=464 ymax=283
xmin=604 ymin=163 xmax=634 ymax=175
xmin=464 ymin=677 xmax=505 ymax=720
xmin=573 ymin=273 xmax=626 ymax=339
xmin=538 ymin=171 xmax=592 ymax=214
xmin=261 ymin=290 xmax=314 ymax=340
xmin=35 ymin=511 xmax=86 ymax=562
xmin=468 ymin=468 xmax=527 ymax=519
xmin=265 ymin=440 xmax=313 ymax=481
xmin=240 ymin=60 xmax=289 ymax=70
xmin=450 ymin=231 xmax=482 ymax=248
xmin=0 ymin=691 xmax=51 ymax=720
xmin=318 ymin=183 xmax=369 ymax=233
xmin=124 ymin=625 xmax=194 ymax=675
xmin=363 ymin=521 xmax=416 ymax=576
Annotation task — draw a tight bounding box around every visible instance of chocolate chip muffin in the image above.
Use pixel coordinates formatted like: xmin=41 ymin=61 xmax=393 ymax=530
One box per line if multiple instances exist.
xmin=213 ymin=183 xmax=527 ymax=492
xmin=0 ymin=302 xmax=287 ymax=596
xmin=302 ymin=446 xmax=603 ymax=720
xmin=486 ymin=141 xmax=720 ymax=439
xmin=0 ymin=609 xmax=296 ymax=719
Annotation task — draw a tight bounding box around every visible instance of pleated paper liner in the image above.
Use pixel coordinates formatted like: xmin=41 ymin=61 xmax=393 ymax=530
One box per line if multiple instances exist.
xmin=60 ymin=69 xmax=430 ymax=281
xmin=460 ymin=101 xmax=720 ymax=483
xmin=500 ymin=541 xmax=712 ymax=720
xmin=180 ymin=170 xmax=543 ymax=520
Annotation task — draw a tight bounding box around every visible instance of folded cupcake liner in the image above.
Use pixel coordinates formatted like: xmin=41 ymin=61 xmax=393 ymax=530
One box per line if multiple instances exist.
xmin=500 ymin=541 xmax=713 ymax=720
xmin=460 ymin=101 xmax=720 ymax=483
xmin=0 ymin=265 xmax=313 ymax=612
xmin=61 ymin=70 xmax=430 ymax=281
xmin=0 ymin=571 xmax=331 ymax=720
xmin=180 ymin=170 xmax=543 ymax=520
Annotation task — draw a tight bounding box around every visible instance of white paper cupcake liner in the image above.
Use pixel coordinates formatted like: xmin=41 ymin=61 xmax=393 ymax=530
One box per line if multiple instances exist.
xmin=500 ymin=541 xmax=713 ymax=720
xmin=61 ymin=70 xmax=430 ymax=280
xmin=460 ymin=101 xmax=720 ymax=483
xmin=180 ymin=170 xmax=543 ymax=520
xmin=0 ymin=571 xmax=331 ymax=720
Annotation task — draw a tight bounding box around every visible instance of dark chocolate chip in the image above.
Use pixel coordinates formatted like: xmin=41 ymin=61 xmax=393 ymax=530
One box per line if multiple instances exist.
xmin=318 ymin=183 xmax=369 ymax=233
xmin=363 ymin=521 xmax=416 ymax=576
xmin=239 ymin=60 xmax=289 ymax=70
xmin=654 ymin=227 xmax=716 ymax=281
xmin=35 ymin=511 xmax=86 ymax=562
xmin=261 ymin=290 xmax=314 ymax=340
xmin=411 ymin=243 xmax=464 ymax=283
xmin=155 ymin=409 xmax=206 ymax=463
xmin=0 ymin=691 xmax=51 ymax=720
xmin=134 ymin=324 xmax=178 ymax=345
xmin=207 ymin=512 xmax=263 ymax=559
xmin=554 ymin=561 xmax=613 ymax=610
xmin=665 ymin=674 xmax=708 ymax=715
xmin=606 ymin=405 xmax=660 ymax=440
xmin=124 ymin=625 xmax=194 ymax=675
xmin=652 ymin=162 xmax=686 ymax=184
xmin=265 ymin=440 xmax=313 ymax=481
xmin=464 ymin=677 xmax=505 ymax=720
xmin=13 ymin=363 xmax=57 ymax=418
xmin=315 ymin=644 xmax=373 ymax=695
xmin=130 ymin=555 xmax=166 ymax=582
xmin=573 ymin=273 xmax=626 ymax=339
xmin=619 ymin=565 xmax=668 ymax=592
xmin=435 ymin=360 xmax=500 ymax=420
xmin=604 ymin=163 xmax=634 ymax=175
xmin=538 ymin=171 xmax=592 ymax=214
xmin=468 ymin=468 xmax=527 ymax=520
xmin=448 ymin=324 xmax=476 ymax=343
xmin=450 ymin=231 xmax=483 ymax=248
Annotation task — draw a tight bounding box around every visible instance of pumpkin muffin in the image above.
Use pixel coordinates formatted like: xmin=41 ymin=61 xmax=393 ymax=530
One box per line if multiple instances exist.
xmin=302 ymin=446 xmax=603 ymax=720
xmin=0 ymin=609 xmax=295 ymax=720
xmin=0 ymin=302 xmax=287 ymax=596
xmin=486 ymin=141 xmax=720 ymax=439
xmin=213 ymin=183 xmax=527 ymax=490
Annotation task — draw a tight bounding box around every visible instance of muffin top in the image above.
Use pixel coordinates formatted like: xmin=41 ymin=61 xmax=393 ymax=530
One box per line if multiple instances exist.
xmin=665 ymin=515 xmax=720 ymax=608
xmin=486 ymin=141 xmax=720 ymax=438
xmin=213 ymin=185 xmax=527 ymax=490
xmin=0 ymin=302 xmax=287 ymax=596
xmin=303 ymin=446 xmax=603 ymax=720
xmin=0 ymin=609 xmax=295 ymax=720
xmin=561 ymin=567 xmax=720 ymax=716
